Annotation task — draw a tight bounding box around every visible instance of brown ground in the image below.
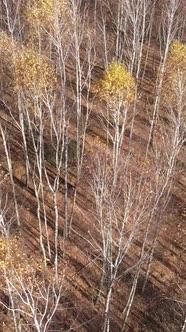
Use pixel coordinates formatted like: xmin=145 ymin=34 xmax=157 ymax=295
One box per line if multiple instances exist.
xmin=0 ymin=1 xmax=186 ymax=331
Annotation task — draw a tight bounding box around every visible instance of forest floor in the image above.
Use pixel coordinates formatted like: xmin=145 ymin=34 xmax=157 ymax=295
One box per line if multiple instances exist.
xmin=0 ymin=2 xmax=186 ymax=331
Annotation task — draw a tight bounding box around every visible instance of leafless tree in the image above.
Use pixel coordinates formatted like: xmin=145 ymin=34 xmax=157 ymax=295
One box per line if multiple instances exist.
xmin=0 ymin=124 xmax=20 ymax=226
xmin=146 ymin=0 xmax=184 ymax=152
xmin=90 ymin=149 xmax=160 ymax=332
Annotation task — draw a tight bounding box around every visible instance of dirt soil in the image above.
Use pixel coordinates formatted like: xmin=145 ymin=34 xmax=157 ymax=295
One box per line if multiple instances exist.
xmin=0 ymin=1 xmax=186 ymax=331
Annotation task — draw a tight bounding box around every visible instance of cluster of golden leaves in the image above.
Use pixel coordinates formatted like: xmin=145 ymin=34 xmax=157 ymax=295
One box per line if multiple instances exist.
xmin=26 ymin=0 xmax=68 ymax=31
xmin=0 ymin=236 xmax=44 ymax=278
xmin=14 ymin=49 xmax=57 ymax=95
xmin=0 ymin=32 xmax=15 ymax=58
xmin=0 ymin=33 xmax=20 ymax=111
xmin=93 ymin=61 xmax=136 ymax=106
xmin=0 ymin=32 xmax=57 ymax=98
xmin=0 ymin=235 xmax=58 ymax=323
xmin=0 ymin=33 xmax=16 ymax=89
xmin=163 ymin=40 xmax=186 ymax=106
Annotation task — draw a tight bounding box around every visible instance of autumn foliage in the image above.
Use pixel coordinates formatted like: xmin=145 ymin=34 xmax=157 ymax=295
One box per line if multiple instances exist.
xmin=14 ymin=49 xmax=56 ymax=95
xmin=163 ymin=40 xmax=186 ymax=107
xmin=0 ymin=236 xmax=43 ymax=281
xmin=93 ymin=61 xmax=135 ymax=105
xmin=26 ymin=0 xmax=68 ymax=31
xmin=0 ymin=32 xmax=57 ymax=99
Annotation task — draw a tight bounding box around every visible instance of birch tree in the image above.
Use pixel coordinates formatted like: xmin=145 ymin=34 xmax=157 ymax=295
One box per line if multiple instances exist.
xmin=146 ymin=0 xmax=183 ymax=152
xmin=0 ymin=231 xmax=63 ymax=332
